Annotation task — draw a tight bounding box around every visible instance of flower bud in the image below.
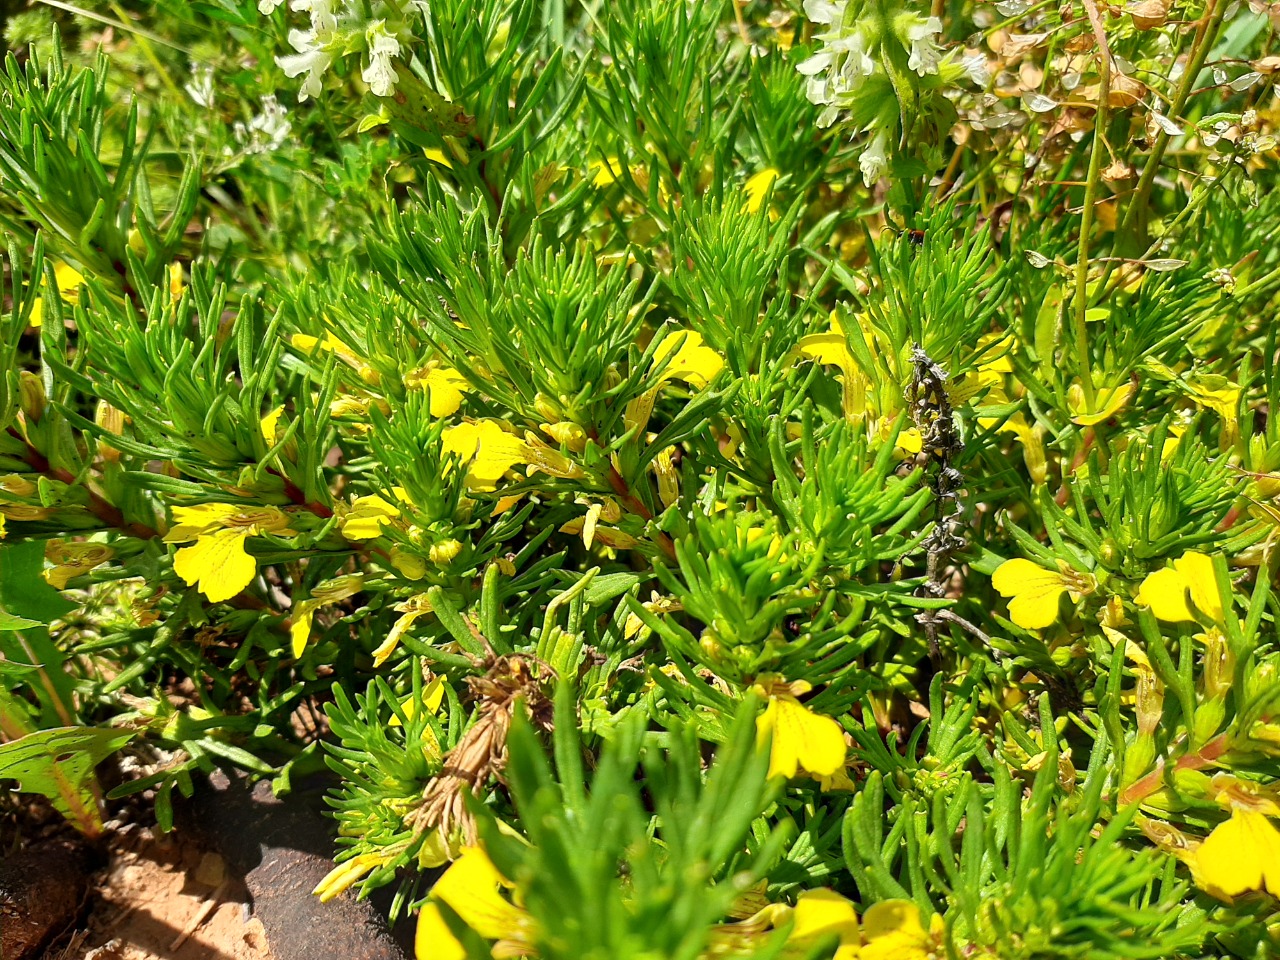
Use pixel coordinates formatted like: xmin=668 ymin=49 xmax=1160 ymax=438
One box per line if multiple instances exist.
xmin=1135 ymin=662 xmax=1164 ymax=736
xmin=429 ymin=539 xmax=463 ymax=564
xmin=19 ymin=371 xmax=45 ymax=422
xmin=95 ymin=401 xmax=125 ymax=462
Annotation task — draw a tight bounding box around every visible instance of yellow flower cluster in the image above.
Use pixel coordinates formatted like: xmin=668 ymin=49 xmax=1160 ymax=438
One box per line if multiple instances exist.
xmin=415 ymin=845 xmax=943 ymax=960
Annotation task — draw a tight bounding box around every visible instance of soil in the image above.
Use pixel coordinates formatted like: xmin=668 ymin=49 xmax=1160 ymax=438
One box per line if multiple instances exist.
xmin=48 ymin=822 xmax=274 ymax=960
xmin=6 ymin=768 xmax=408 ymax=960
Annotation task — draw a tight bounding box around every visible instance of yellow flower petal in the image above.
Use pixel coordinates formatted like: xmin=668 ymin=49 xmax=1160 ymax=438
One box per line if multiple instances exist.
xmin=43 ymin=542 xmax=114 ymax=590
xmin=291 ymin=600 xmax=320 ymax=658
xmin=342 ymin=494 xmax=401 ymax=540
xmin=389 ymin=676 xmax=448 ymax=728
xmin=291 ymin=331 xmax=366 ymax=370
xmin=54 ymin=262 xmax=85 ymax=295
xmin=173 ymin=527 xmax=256 ymax=603
xmin=652 ymin=329 xmax=724 ymax=389
xmin=757 ymin=695 xmax=846 ymax=780
xmin=168 ymin=261 xmax=185 ymax=302
xmin=1186 ymin=374 xmax=1240 ymax=428
xmin=313 ymin=852 xmax=387 ymax=902
xmin=1068 ymin=381 xmax=1132 ymax=426
xmin=416 ymin=902 xmax=467 ymax=960
xmin=744 ymin=168 xmax=779 ymax=213
xmin=791 ymin=888 xmax=860 ymax=944
xmin=895 ymin=427 xmax=923 ymax=455
xmin=991 ymin=558 xmax=1068 ymax=630
xmin=860 ymin=899 xmax=933 ymax=960
xmin=1190 ymin=809 xmax=1280 ymax=899
xmin=1135 ymin=567 xmax=1194 ymax=622
xmin=430 ymin=846 xmax=526 ymax=941
xmin=260 ymin=405 xmax=285 ymax=445
xmin=1136 ymin=552 xmax=1223 ymax=624
xmin=590 ymin=156 xmax=624 ymax=186
xmin=1174 ymin=551 xmax=1223 ymax=623
xmin=406 ymin=366 xmax=470 ymax=417
xmin=390 ymin=544 xmax=427 ymax=580
xmin=373 ymin=594 xmax=434 ymax=666
xmin=441 ymin=420 xmax=531 ymax=491
xmin=165 ymin=503 xmax=243 ymax=542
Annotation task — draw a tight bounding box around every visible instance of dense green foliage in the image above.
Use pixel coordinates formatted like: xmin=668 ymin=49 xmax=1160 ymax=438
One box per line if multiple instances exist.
xmin=4 ymin=1 xmax=1280 ymax=957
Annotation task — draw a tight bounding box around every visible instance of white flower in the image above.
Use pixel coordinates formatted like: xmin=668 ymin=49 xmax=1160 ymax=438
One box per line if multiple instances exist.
xmin=361 ymin=20 xmax=402 ymax=97
xmin=258 ymin=0 xmax=284 ymax=12
xmin=236 ymin=95 xmax=293 ymax=153
xmin=960 ymin=53 xmax=989 ymax=87
xmin=290 ymin=0 xmax=337 ymax=35
xmin=278 ymin=35 xmax=333 ymax=101
xmin=802 ymin=0 xmax=845 ymax=25
xmin=899 ymin=14 xmax=943 ymax=76
xmin=276 ymin=1 xmax=338 ymax=103
xmin=799 ymin=21 xmax=875 ymax=126
xmin=184 ymin=62 xmax=214 ymax=108
xmin=859 ymin=129 xmax=890 ymax=186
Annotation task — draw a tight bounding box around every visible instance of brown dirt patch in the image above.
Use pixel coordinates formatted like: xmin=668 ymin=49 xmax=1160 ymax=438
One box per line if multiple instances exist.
xmin=50 ymin=824 xmax=274 ymax=960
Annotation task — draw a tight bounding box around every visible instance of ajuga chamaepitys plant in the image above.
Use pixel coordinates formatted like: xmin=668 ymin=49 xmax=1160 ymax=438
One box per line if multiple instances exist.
xmin=4 ymin=1 xmax=1280 ymax=957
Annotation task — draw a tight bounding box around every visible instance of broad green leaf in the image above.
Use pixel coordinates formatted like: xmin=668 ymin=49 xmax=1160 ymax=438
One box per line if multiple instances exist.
xmin=0 ymin=726 xmax=135 ymax=835
xmin=0 ymin=540 xmax=76 ymax=623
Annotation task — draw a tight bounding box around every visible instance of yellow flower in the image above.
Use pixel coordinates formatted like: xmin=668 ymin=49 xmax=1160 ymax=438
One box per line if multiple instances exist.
xmin=1135 ymin=551 xmax=1223 ymax=624
xmin=541 ymin=420 xmax=587 ymax=452
xmin=30 ymin=261 xmax=85 ymax=328
xmin=797 ymin=315 xmax=866 ymax=419
xmin=341 ymin=494 xmax=402 ymax=540
xmin=415 ymin=903 xmax=466 ymax=960
xmin=260 ymin=405 xmax=285 ymax=446
xmin=623 ymin=328 xmax=726 ymax=437
xmin=791 ymin=888 xmax=860 ymax=950
xmin=373 ymin=593 xmax=434 ymax=666
xmin=651 ymin=329 xmax=724 ymax=388
xmin=1067 ymin=380 xmax=1133 ymax=426
xmin=405 ymin=364 xmax=471 ymax=417
xmin=590 ymin=156 xmax=625 ymax=186
xmin=388 ymin=675 xmax=448 ymax=728
xmin=441 ymin=420 xmax=532 ymax=491
xmin=754 ymin=679 xmax=847 ymax=782
xmin=164 ymin=504 xmax=293 ymax=603
xmin=168 ymin=261 xmax=186 ymax=302
xmin=991 ymin=558 xmax=1096 ymax=630
xmin=981 ymin=412 xmax=1047 ymax=486
xmin=390 ymin=544 xmax=427 ymax=580
xmin=711 ymin=891 xmax=939 ymax=960
xmin=0 ymin=514 xmax=6 ymax=539
xmin=653 ymin=446 xmax=680 ymax=508
xmin=313 ymin=851 xmax=394 ymax=903
xmin=291 ymin=331 xmax=361 ymax=366
xmin=858 ymin=899 xmax=938 ymax=960
xmin=1188 ymin=808 xmax=1280 ymax=900
xmin=291 ymin=331 xmax=379 ymax=383
xmin=1186 ymin=374 xmax=1240 ymax=439
xmin=415 ymin=845 xmax=536 ymax=960
xmin=291 ymin=574 xmax=365 ymax=658
xmin=744 ymin=167 xmax=779 ymax=214
xmin=43 ymin=540 xmax=114 ymax=590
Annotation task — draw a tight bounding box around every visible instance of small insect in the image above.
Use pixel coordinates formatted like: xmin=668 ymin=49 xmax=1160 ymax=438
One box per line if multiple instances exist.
xmin=907 ymin=228 xmax=926 ymax=246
